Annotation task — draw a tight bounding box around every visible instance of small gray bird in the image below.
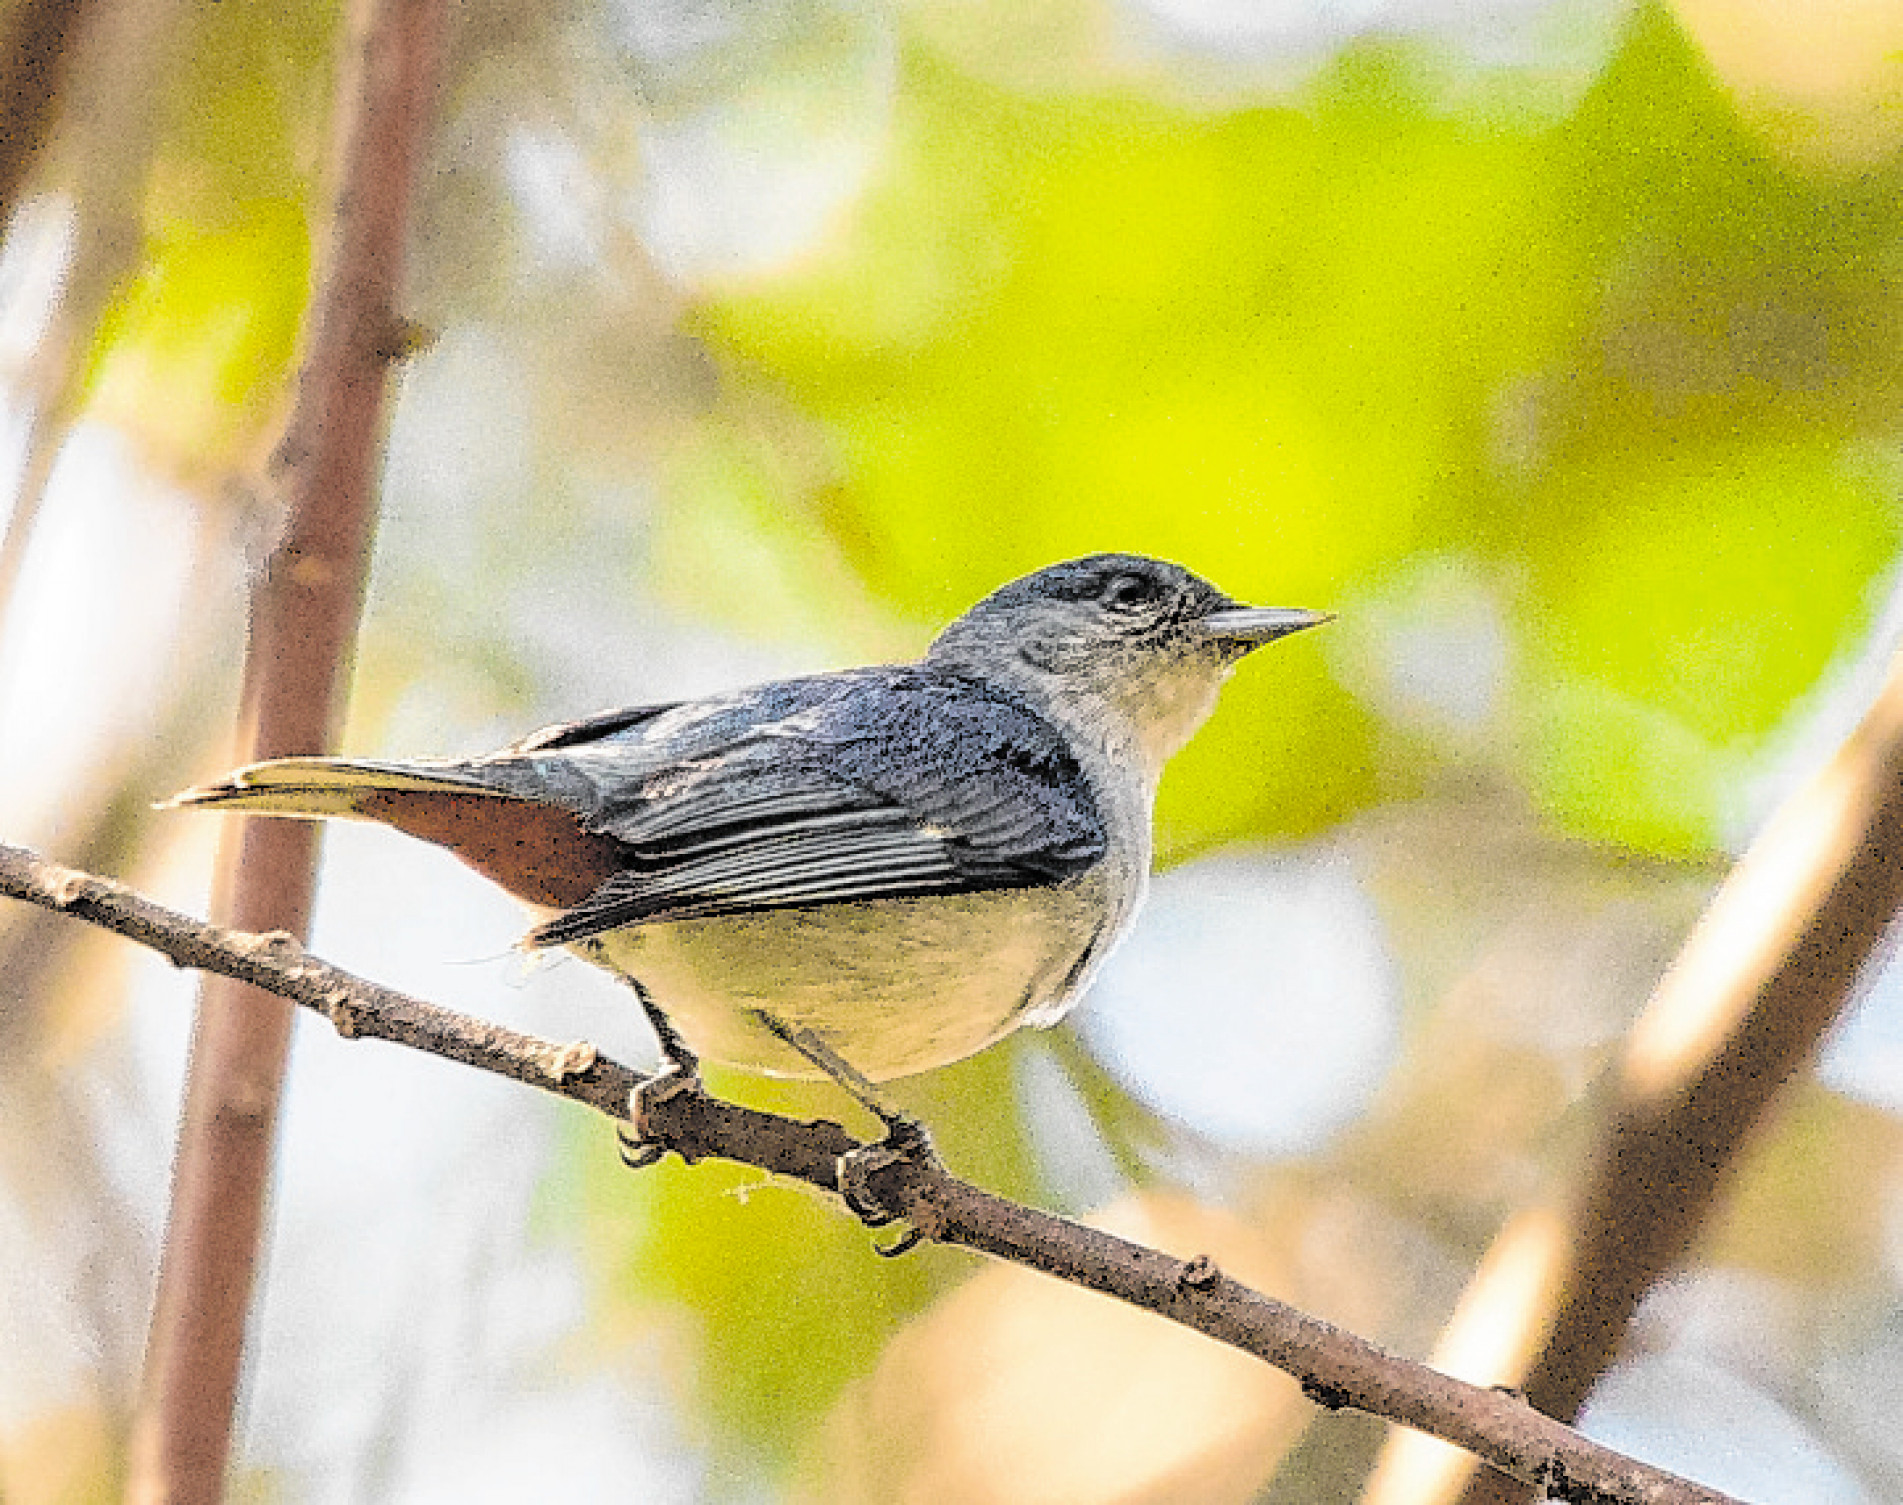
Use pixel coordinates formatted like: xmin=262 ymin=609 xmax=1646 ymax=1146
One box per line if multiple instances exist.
xmin=172 ymin=554 xmax=1326 ymax=1082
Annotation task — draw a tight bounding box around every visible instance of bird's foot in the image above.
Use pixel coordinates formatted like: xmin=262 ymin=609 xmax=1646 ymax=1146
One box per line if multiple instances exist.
xmin=749 ymin=1010 xmax=943 ymax=1255
xmin=617 ymin=1060 xmax=702 ymax=1170
xmin=616 ymin=974 xmax=702 ymax=1170
xmin=837 ymin=1112 xmax=941 ymax=1255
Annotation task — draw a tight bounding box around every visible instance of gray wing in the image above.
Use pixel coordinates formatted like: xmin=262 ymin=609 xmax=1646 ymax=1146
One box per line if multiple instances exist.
xmin=521 ymin=669 xmax=1106 ymax=946
xmin=506 ymin=702 xmax=682 ymax=752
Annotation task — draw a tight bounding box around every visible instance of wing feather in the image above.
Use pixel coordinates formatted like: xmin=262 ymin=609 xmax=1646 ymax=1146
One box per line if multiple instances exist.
xmin=519 ymin=669 xmax=1107 ymax=947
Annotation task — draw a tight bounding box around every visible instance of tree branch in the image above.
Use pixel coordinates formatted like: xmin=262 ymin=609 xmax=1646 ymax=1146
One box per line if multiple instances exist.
xmin=0 ymin=839 xmax=1746 ymax=1505
xmin=0 ymin=0 xmax=99 ymax=222
xmin=127 ymin=0 xmax=448 ymax=1497
xmin=1418 ymin=644 xmax=1903 ymax=1505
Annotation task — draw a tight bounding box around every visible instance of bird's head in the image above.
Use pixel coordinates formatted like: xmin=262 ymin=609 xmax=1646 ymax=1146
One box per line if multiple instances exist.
xmin=926 ymin=553 xmax=1329 ymax=774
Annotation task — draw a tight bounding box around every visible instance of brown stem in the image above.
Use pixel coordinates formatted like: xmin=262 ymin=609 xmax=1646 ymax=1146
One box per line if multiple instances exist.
xmin=1405 ymin=647 xmax=1903 ymax=1505
xmin=123 ymin=0 xmax=447 ymax=1499
xmin=1 ymin=840 xmax=1747 ymax=1505
xmin=0 ymin=0 xmax=97 ymax=219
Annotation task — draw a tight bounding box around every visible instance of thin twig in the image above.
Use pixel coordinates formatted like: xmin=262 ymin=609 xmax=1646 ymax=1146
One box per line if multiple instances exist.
xmin=0 ymin=839 xmax=1746 ymax=1505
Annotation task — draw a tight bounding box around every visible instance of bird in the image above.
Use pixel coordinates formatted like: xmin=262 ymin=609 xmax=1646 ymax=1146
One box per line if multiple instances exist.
xmin=170 ymin=553 xmax=1328 ymax=1085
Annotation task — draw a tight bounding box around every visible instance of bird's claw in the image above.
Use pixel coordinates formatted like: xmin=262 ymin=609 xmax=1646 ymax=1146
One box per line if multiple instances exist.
xmin=837 ymin=1113 xmax=939 ymax=1251
xmin=618 ymin=1063 xmax=700 ymax=1170
xmin=615 ymin=1131 xmax=666 ymax=1171
xmin=872 ymin=1225 xmax=928 ymax=1259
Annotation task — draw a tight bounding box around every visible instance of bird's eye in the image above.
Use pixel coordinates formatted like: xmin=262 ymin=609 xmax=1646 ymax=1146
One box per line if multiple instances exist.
xmin=1100 ymin=573 xmax=1161 ymax=612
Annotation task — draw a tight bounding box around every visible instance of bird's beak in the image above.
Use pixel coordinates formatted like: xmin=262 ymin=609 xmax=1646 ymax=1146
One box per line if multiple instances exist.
xmin=1199 ymin=604 xmax=1333 ymax=651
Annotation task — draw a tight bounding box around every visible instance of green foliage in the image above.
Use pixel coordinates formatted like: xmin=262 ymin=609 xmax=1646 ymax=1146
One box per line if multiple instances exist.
xmin=569 ymin=1051 xmax=1043 ymax=1484
xmin=81 ymin=0 xmax=336 ymax=474
xmin=598 ymin=1149 xmax=936 ymax=1478
xmin=86 ymin=199 xmax=312 ymax=469
xmin=1523 ymin=436 xmax=1897 ymax=851
xmin=683 ymin=9 xmax=1902 ymax=858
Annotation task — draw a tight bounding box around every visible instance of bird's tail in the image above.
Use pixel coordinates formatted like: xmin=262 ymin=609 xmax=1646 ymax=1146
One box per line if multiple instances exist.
xmin=163 ymin=757 xmax=494 ymax=820
xmin=164 ymin=757 xmax=622 ymax=910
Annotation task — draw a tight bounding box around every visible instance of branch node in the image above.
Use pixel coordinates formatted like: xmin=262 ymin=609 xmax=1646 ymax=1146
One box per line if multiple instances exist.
xmin=322 ymin=987 xmax=362 ymax=1038
xmin=1177 ymin=1253 xmax=1222 ymax=1292
xmin=47 ymin=866 xmax=90 ymax=908
xmin=374 ymin=314 xmax=435 ymax=365
xmin=1532 ymin=1454 xmax=1574 ymax=1502
xmin=547 ymin=1038 xmax=599 ymax=1081
xmin=251 ymin=929 xmax=304 ymax=960
xmin=1300 ymin=1377 xmax=1354 ymax=1413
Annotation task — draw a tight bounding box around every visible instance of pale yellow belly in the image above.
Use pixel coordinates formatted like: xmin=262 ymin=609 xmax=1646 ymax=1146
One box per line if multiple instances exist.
xmin=575 ymin=881 xmax=1110 ymax=1080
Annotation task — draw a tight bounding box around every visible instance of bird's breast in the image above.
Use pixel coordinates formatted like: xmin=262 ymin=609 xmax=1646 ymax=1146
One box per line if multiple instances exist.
xmin=577 ymin=872 xmax=1117 ymax=1081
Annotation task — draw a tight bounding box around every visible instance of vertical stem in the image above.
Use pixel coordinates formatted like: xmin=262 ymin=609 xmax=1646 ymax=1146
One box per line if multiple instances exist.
xmin=0 ymin=0 xmax=96 ymax=218
xmin=125 ymin=0 xmax=447 ymax=1499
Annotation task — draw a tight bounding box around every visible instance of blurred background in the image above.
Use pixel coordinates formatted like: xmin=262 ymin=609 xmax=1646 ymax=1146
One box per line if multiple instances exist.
xmin=2 ymin=0 xmax=1902 ymax=1499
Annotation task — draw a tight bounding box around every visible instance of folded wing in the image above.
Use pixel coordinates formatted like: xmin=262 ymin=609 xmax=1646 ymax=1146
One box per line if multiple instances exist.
xmin=525 ymin=669 xmax=1105 ymax=945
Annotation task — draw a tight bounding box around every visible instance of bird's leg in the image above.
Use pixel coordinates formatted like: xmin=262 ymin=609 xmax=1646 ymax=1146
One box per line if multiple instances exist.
xmin=753 ymin=1011 xmax=890 ymax=1120
xmin=752 ymin=1011 xmax=939 ymax=1250
xmin=615 ymin=972 xmax=702 ymax=1171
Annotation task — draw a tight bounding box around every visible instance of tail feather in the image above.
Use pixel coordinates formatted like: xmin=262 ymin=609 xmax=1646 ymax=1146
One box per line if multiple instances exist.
xmin=165 ymin=755 xmax=625 ymax=909
xmin=163 ymin=757 xmax=494 ymax=820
